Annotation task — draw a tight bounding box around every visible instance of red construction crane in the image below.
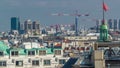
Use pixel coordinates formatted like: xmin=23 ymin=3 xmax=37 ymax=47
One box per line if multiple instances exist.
xmin=51 ymin=10 xmax=89 ymax=36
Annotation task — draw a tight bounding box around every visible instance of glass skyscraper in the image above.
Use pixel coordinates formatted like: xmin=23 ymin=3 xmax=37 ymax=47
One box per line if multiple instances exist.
xmin=11 ymin=17 xmax=20 ymax=31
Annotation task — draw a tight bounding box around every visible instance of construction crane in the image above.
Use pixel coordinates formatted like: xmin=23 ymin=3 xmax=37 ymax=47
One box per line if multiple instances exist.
xmin=51 ymin=10 xmax=89 ymax=36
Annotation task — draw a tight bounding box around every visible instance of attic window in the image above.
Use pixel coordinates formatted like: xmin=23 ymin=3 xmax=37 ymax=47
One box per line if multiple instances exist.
xmin=39 ymin=50 xmax=46 ymax=55
xmin=28 ymin=51 xmax=35 ymax=56
xmin=11 ymin=51 xmax=18 ymax=56
xmin=0 ymin=51 xmax=3 ymax=56
xmin=54 ymin=50 xmax=61 ymax=55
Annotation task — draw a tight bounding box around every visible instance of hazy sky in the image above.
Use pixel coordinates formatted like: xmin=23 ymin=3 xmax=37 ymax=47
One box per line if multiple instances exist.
xmin=0 ymin=0 xmax=119 ymax=31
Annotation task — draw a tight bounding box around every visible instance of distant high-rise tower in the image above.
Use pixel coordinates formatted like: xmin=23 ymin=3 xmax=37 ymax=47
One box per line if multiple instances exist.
xmin=24 ymin=20 xmax=40 ymax=35
xmin=96 ymin=19 xmax=101 ymax=33
xmin=32 ymin=21 xmax=40 ymax=30
xmin=11 ymin=17 xmax=20 ymax=31
xmin=32 ymin=21 xmax=40 ymax=34
xmin=19 ymin=23 xmax=25 ymax=34
xmin=71 ymin=24 xmax=75 ymax=31
xmin=119 ymin=19 xmax=120 ymax=30
xmin=113 ymin=19 xmax=118 ymax=30
xmin=107 ymin=19 xmax=113 ymax=29
xmin=24 ymin=19 xmax=32 ymax=34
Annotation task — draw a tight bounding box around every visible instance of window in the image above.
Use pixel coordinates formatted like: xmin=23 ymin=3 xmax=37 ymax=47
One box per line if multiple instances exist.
xmin=16 ymin=61 xmax=23 ymax=67
xmin=55 ymin=50 xmax=61 ymax=55
xmin=39 ymin=50 xmax=46 ymax=55
xmin=0 ymin=51 xmax=4 ymax=56
xmin=11 ymin=51 xmax=18 ymax=56
xmin=0 ymin=61 xmax=6 ymax=67
xmin=28 ymin=51 xmax=35 ymax=56
xmin=32 ymin=60 xmax=39 ymax=66
xmin=59 ymin=59 xmax=66 ymax=64
xmin=44 ymin=60 xmax=51 ymax=66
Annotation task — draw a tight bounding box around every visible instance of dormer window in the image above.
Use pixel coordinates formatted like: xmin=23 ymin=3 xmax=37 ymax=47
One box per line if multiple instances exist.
xmin=28 ymin=51 xmax=35 ymax=56
xmin=39 ymin=50 xmax=46 ymax=55
xmin=54 ymin=50 xmax=61 ymax=55
xmin=11 ymin=51 xmax=18 ymax=56
xmin=0 ymin=51 xmax=4 ymax=56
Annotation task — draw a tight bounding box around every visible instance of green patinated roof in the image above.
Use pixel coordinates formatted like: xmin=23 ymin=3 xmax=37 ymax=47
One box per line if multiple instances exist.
xmin=47 ymin=48 xmax=62 ymax=54
xmin=0 ymin=41 xmax=9 ymax=55
xmin=34 ymin=48 xmax=53 ymax=54
xmin=0 ymin=41 xmax=9 ymax=50
xmin=0 ymin=40 xmax=62 ymax=56
xmin=25 ymin=48 xmax=37 ymax=54
xmin=7 ymin=47 xmax=26 ymax=55
xmin=0 ymin=34 xmax=2 ymax=37
xmin=46 ymin=48 xmax=53 ymax=54
xmin=34 ymin=48 xmax=62 ymax=54
xmin=25 ymin=48 xmax=36 ymax=51
xmin=36 ymin=48 xmax=47 ymax=50
xmin=54 ymin=48 xmax=62 ymax=50
xmin=100 ymin=24 xmax=108 ymax=29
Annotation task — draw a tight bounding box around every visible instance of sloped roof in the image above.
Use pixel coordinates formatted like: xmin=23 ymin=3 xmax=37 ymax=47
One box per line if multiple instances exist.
xmin=0 ymin=41 xmax=9 ymax=51
xmin=0 ymin=41 xmax=9 ymax=55
xmin=46 ymin=48 xmax=53 ymax=54
xmin=35 ymin=48 xmax=53 ymax=54
xmin=63 ymin=58 xmax=78 ymax=68
xmin=7 ymin=47 xmax=26 ymax=55
xmin=35 ymin=48 xmax=62 ymax=54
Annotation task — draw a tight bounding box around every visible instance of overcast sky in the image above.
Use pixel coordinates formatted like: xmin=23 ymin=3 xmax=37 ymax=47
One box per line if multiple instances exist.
xmin=0 ymin=0 xmax=119 ymax=31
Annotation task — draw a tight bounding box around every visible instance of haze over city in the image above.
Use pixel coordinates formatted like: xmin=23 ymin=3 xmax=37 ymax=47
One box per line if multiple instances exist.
xmin=0 ymin=0 xmax=119 ymax=31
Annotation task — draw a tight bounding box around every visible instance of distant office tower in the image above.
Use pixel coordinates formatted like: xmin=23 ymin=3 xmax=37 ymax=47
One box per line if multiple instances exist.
xmin=11 ymin=17 xmax=20 ymax=31
xmin=19 ymin=23 xmax=25 ymax=34
xmin=96 ymin=19 xmax=101 ymax=33
xmin=20 ymin=23 xmax=24 ymax=30
xmin=119 ymin=19 xmax=120 ymax=30
xmin=24 ymin=20 xmax=40 ymax=35
xmin=69 ymin=24 xmax=75 ymax=31
xmin=32 ymin=21 xmax=40 ymax=34
xmin=24 ymin=19 xmax=32 ymax=34
xmin=33 ymin=21 xmax=40 ymax=30
xmin=108 ymin=19 xmax=113 ymax=29
xmin=107 ymin=19 xmax=120 ymax=31
xmin=113 ymin=19 xmax=118 ymax=30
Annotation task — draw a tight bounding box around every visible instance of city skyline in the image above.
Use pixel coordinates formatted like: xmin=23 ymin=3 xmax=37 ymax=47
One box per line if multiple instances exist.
xmin=0 ymin=0 xmax=120 ymax=31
